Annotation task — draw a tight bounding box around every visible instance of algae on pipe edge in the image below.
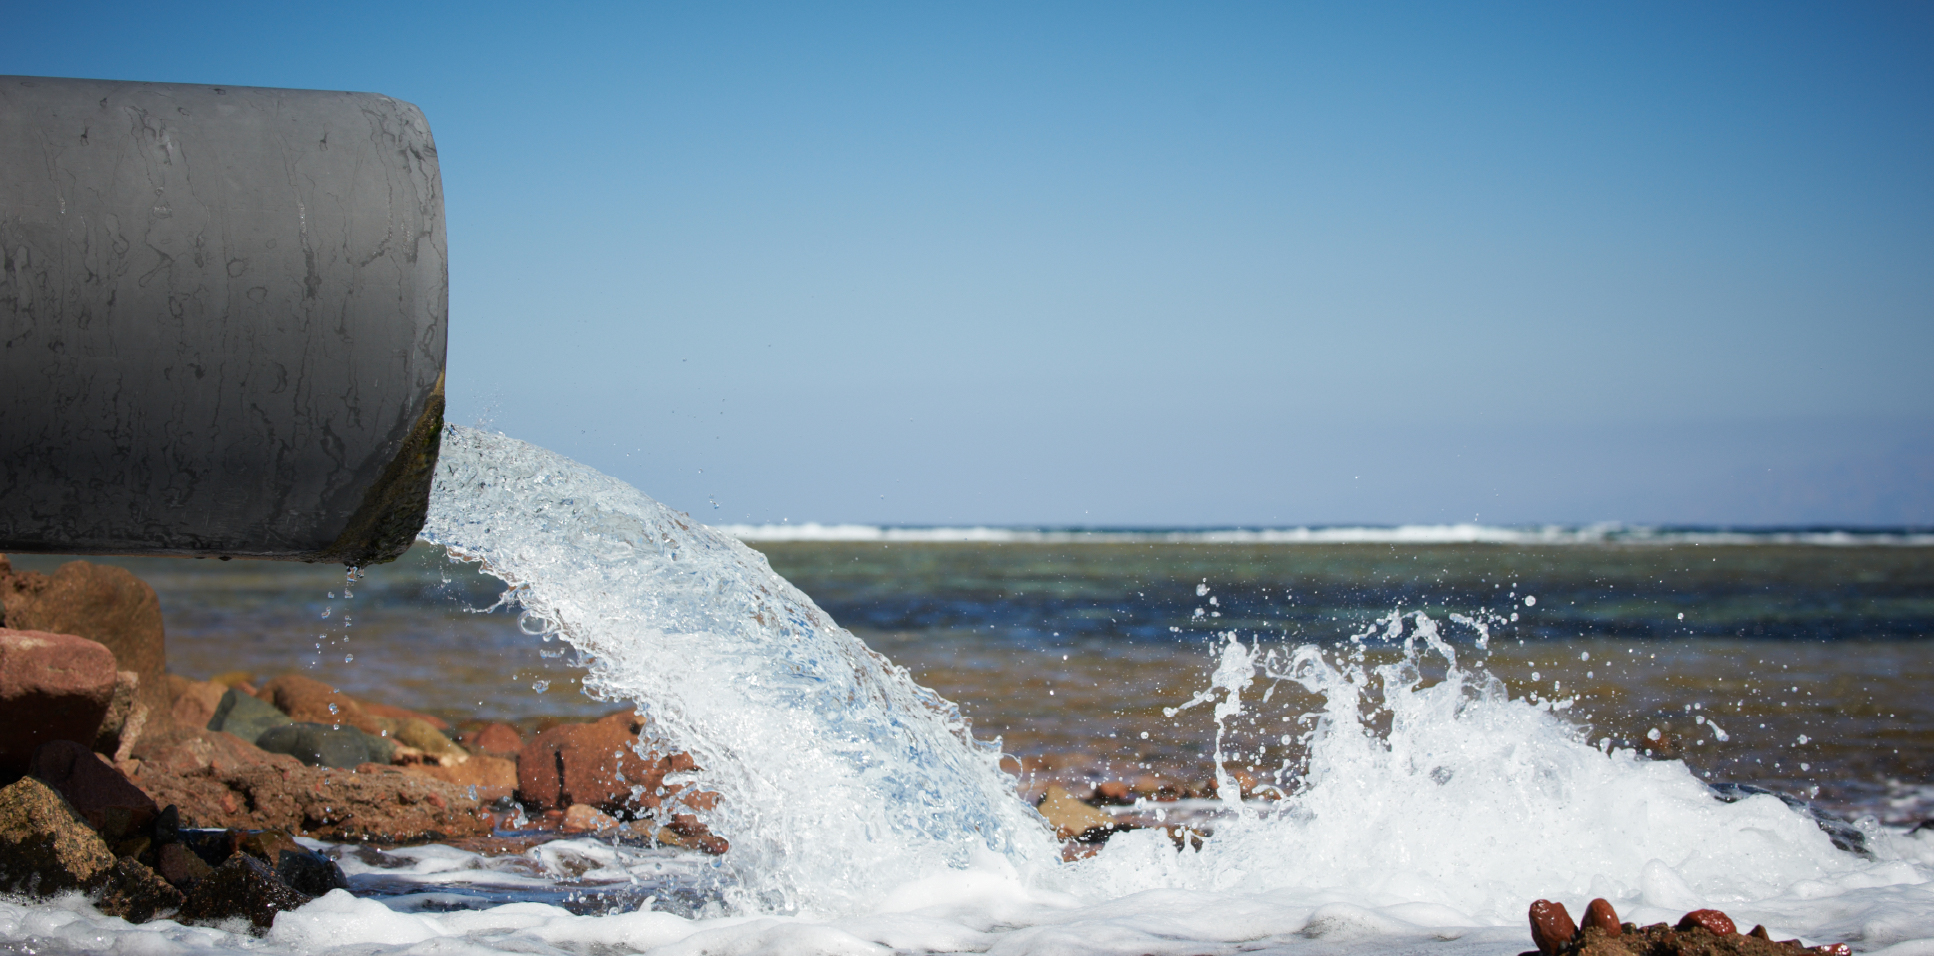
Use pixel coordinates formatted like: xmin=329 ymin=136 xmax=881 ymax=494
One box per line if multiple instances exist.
xmin=0 ymin=75 xmax=448 ymax=565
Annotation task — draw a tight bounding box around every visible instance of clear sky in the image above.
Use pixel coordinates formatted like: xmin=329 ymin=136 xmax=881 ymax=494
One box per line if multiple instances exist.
xmin=12 ymin=3 xmax=1932 ymax=527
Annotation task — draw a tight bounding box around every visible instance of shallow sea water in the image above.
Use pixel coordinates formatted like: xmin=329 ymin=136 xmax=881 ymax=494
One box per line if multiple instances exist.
xmin=4 ymin=429 xmax=1931 ymax=954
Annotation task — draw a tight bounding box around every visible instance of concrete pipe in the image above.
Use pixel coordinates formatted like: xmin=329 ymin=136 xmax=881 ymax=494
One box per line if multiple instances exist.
xmin=0 ymin=75 xmax=447 ymax=565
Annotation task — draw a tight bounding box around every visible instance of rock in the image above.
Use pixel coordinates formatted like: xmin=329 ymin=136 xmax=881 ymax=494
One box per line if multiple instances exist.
xmin=0 ymin=776 xmax=117 ymax=894
xmin=155 ymin=840 xmax=216 ymax=888
xmin=561 ymin=803 xmax=618 ymax=833
xmin=1036 ymin=785 xmax=1118 ymax=840
xmin=459 ymin=722 xmax=522 ymax=758
xmin=255 ymin=722 xmax=394 ymax=769
xmin=0 ymin=628 xmax=119 ymax=773
xmin=179 ymin=853 xmax=311 ymax=932
xmin=94 ymin=670 xmax=148 ymax=758
xmin=206 ymin=687 xmax=293 ymax=743
xmin=376 ymin=716 xmax=466 ymax=766
xmin=361 ymin=700 xmax=450 ymax=732
xmin=0 ymin=560 xmax=170 ymax=725
xmin=91 ymin=855 xmax=185 ymax=923
xmin=256 ymin=674 xmax=382 ymax=735
xmin=28 ymin=739 xmax=158 ymax=840
xmin=177 ymin=828 xmax=244 ymax=868
xmin=1530 ymin=899 xmax=1579 ymax=956
xmin=167 ymin=675 xmax=230 ymax=731
xmin=1583 ymin=898 xmax=1621 ymax=935
xmin=517 ymin=713 xmax=674 ymax=812
xmin=129 ymin=756 xmax=489 ymax=842
xmin=403 ymin=754 xmax=518 ymax=802
xmin=1091 ymin=780 xmax=1133 ymax=805
xmin=1677 ymin=909 xmax=1737 ymax=936
xmin=272 ymin=847 xmax=348 ymax=897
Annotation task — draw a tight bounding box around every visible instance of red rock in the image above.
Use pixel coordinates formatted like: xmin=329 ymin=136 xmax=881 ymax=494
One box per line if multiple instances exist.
xmin=460 ymin=722 xmax=523 ymax=758
xmin=1091 ymin=780 xmax=1132 ymax=805
xmin=1529 ymin=899 xmax=1579 ymax=955
xmin=0 ymin=628 xmax=119 ymax=773
xmin=1582 ymin=898 xmax=1621 ymax=936
xmin=0 ymin=560 xmax=169 ymax=724
xmin=255 ymin=674 xmax=382 ymax=735
xmin=1677 ymin=909 xmax=1737 ymax=936
xmin=166 ymin=675 xmax=228 ymax=732
xmin=28 ymin=739 xmax=158 ymax=840
xmin=360 ymin=700 xmax=450 ymax=732
xmin=517 ymin=712 xmax=665 ymax=812
xmin=403 ymin=755 xmax=518 ymax=803
xmin=561 ymin=803 xmax=618 ymax=833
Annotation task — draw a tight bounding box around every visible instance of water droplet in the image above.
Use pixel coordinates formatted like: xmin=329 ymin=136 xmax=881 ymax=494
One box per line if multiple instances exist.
xmin=532 ymin=680 xmax=551 ymax=694
xmin=344 ymin=654 xmax=354 ymax=663
xmin=320 ymin=607 xmax=331 ymax=618
xmin=1522 ymin=595 xmax=1536 ymax=607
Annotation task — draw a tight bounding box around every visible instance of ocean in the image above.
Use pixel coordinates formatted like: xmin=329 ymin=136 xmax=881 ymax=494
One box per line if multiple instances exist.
xmin=3 ymin=427 xmax=1931 ymax=953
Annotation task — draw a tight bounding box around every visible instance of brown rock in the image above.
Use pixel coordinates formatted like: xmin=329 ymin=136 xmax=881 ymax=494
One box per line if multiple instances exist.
xmin=376 ymin=716 xmax=467 ymax=766
xmin=361 ymin=700 xmax=451 ymax=731
xmin=166 ymin=675 xmax=229 ymax=732
xmin=179 ymin=853 xmax=310 ymax=932
xmin=155 ymin=840 xmax=215 ymax=889
xmin=29 ymin=739 xmax=158 ymax=840
xmin=0 ymin=560 xmax=169 ymax=724
xmin=238 ymin=829 xmax=303 ymax=865
xmin=95 ymin=669 xmax=148 ymax=758
xmin=128 ymin=753 xmax=489 ymax=842
xmin=1678 ymin=909 xmax=1737 ymax=936
xmin=561 ymin=803 xmax=618 ymax=833
xmin=460 ymin=722 xmax=523 ymax=758
xmin=91 ymin=855 xmax=185 ymax=923
xmin=0 ymin=628 xmax=119 ymax=774
xmin=256 ymin=674 xmax=381 ymax=735
xmin=1036 ymin=785 xmax=1117 ymax=840
xmin=130 ymin=725 xmax=299 ymax=777
xmin=1583 ymin=898 xmax=1622 ymax=936
xmin=1530 ymin=899 xmax=1579 ymax=956
xmin=404 ymin=754 xmax=518 ymax=803
xmin=0 ymin=776 xmax=118 ymax=894
xmin=517 ymin=713 xmax=672 ymax=812
xmin=1091 ymin=780 xmax=1133 ymax=805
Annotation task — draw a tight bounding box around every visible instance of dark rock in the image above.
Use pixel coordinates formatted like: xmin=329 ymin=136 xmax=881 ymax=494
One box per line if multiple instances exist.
xmin=1530 ymin=899 xmax=1578 ymax=956
xmin=206 ymin=688 xmax=293 ymax=744
xmin=179 ymin=853 xmax=312 ymax=932
xmin=460 ymin=722 xmax=523 ymax=758
xmin=29 ymin=739 xmax=158 ymax=840
xmin=91 ymin=855 xmax=184 ymax=923
xmin=0 ymin=560 xmax=170 ymax=727
xmin=155 ymin=840 xmax=216 ymax=889
xmin=0 ymin=628 xmax=119 ymax=774
xmin=1583 ymin=898 xmax=1622 ymax=935
xmin=1677 ymin=910 xmax=1737 ymax=936
xmin=255 ymin=674 xmax=382 ymax=736
xmin=256 ymin=722 xmax=395 ymax=768
xmin=273 ymin=847 xmax=348 ymax=897
xmin=178 ymin=828 xmax=243 ymax=868
xmin=0 ymin=776 xmax=117 ymax=894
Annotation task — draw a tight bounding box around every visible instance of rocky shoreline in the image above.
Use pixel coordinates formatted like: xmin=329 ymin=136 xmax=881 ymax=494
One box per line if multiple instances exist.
xmin=0 ymin=556 xmax=718 ymax=930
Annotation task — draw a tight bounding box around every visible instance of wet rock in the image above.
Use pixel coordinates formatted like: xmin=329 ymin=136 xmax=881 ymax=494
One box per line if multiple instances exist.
xmin=1583 ymin=898 xmax=1622 ymax=935
xmin=255 ymin=722 xmax=395 ymax=769
xmin=1090 ymin=780 xmax=1133 ymax=805
xmin=1677 ymin=910 xmax=1737 ymax=936
xmin=155 ymin=840 xmax=216 ymax=888
xmin=177 ymin=827 xmax=244 ymax=867
xmin=179 ymin=853 xmax=312 ymax=932
xmin=28 ymin=739 xmax=158 ymax=840
xmin=404 ymin=754 xmax=518 ymax=803
xmin=0 ymin=560 xmax=170 ymax=725
xmin=272 ymin=847 xmax=348 ymax=897
xmin=91 ymin=855 xmax=185 ymax=923
xmin=1530 ymin=899 xmax=1579 ymax=956
xmin=459 ymin=722 xmax=523 ymax=758
xmin=561 ymin=803 xmax=619 ymax=833
xmin=1036 ymin=785 xmax=1118 ymax=841
xmin=206 ymin=687 xmax=293 ymax=744
xmin=133 ymin=756 xmax=489 ymax=842
xmin=0 ymin=628 xmax=119 ymax=774
xmin=255 ymin=674 xmax=382 ymax=736
xmin=517 ymin=713 xmax=674 ymax=812
xmin=0 ymin=776 xmax=117 ymax=894
xmin=167 ymin=675 xmax=229 ymax=732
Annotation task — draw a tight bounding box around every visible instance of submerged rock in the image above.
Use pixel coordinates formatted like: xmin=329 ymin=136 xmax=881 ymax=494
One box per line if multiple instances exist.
xmin=0 ymin=776 xmax=117 ymax=894
xmin=0 ymin=628 xmax=119 ymax=774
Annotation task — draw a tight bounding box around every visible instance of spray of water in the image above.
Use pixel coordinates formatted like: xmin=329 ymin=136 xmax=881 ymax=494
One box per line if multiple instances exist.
xmin=420 ymin=425 xmax=1058 ymax=915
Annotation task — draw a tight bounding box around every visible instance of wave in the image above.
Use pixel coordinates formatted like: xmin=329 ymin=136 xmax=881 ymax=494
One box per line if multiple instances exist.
xmin=718 ymin=521 xmax=1934 ymax=546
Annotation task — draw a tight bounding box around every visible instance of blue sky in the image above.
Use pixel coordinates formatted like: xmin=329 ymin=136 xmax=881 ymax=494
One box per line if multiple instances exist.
xmin=12 ymin=3 xmax=1932 ymax=526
